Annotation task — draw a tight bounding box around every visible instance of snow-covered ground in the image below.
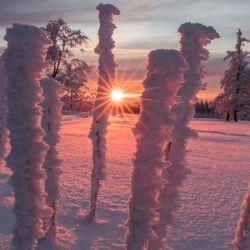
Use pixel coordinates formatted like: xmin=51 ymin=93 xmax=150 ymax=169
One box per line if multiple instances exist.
xmin=0 ymin=114 xmax=250 ymax=250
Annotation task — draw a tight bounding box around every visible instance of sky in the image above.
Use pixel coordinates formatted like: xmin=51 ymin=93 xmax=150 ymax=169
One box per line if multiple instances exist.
xmin=1 ymin=0 xmax=250 ymax=100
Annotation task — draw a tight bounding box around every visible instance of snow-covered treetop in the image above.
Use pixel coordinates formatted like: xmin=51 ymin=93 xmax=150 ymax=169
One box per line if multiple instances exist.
xmin=178 ymin=22 xmax=220 ymax=62
xmin=146 ymin=49 xmax=185 ymax=75
xmin=235 ymin=29 xmax=250 ymax=53
xmin=95 ymin=4 xmax=120 ymax=55
xmin=178 ymin=22 xmax=220 ymax=40
xmin=3 ymin=23 xmax=51 ymax=66
xmin=144 ymin=49 xmax=185 ymax=99
xmin=221 ymin=29 xmax=250 ymax=94
xmin=216 ymin=29 xmax=250 ymax=120
xmin=5 ymin=23 xmax=50 ymax=52
xmin=139 ymin=49 xmax=185 ymax=130
xmin=223 ymin=29 xmax=249 ymax=79
xmin=41 ymin=77 xmax=63 ymax=96
xmin=96 ymin=4 xmax=120 ymax=15
xmin=178 ymin=22 xmax=219 ymax=102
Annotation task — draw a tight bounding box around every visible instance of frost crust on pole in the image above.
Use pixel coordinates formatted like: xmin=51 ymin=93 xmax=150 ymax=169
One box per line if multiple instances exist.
xmin=3 ymin=23 xmax=52 ymax=250
xmin=88 ymin=3 xmax=120 ymax=219
xmin=0 ymin=60 xmax=8 ymax=164
xmin=234 ymin=183 xmax=250 ymax=249
xmin=126 ymin=49 xmax=185 ymax=250
xmin=41 ymin=77 xmax=63 ymax=238
xmin=152 ymin=22 xmax=220 ymax=249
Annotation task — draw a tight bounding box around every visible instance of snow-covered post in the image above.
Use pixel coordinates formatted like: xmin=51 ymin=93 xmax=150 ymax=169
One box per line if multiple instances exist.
xmin=3 ymin=24 xmax=52 ymax=250
xmin=234 ymin=184 xmax=250 ymax=249
xmin=0 ymin=60 xmax=8 ymax=165
xmin=41 ymin=78 xmax=62 ymax=238
xmin=151 ymin=23 xmax=220 ymax=249
xmin=126 ymin=49 xmax=185 ymax=250
xmin=88 ymin=3 xmax=120 ymax=220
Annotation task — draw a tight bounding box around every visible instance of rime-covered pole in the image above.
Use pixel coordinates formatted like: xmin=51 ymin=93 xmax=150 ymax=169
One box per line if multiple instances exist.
xmin=234 ymin=184 xmax=250 ymax=249
xmin=41 ymin=78 xmax=63 ymax=238
xmin=126 ymin=49 xmax=185 ymax=249
xmin=3 ymin=24 xmax=52 ymax=250
xmin=152 ymin=23 xmax=220 ymax=249
xmin=88 ymin=3 xmax=120 ymax=220
xmin=0 ymin=60 xmax=8 ymax=164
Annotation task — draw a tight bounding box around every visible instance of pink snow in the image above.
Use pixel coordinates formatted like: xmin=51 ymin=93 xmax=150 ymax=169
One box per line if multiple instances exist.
xmin=0 ymin=114 xmax=250 ymax=249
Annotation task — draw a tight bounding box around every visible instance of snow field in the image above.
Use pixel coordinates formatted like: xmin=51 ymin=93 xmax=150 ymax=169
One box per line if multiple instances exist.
xmin=1 ymin=115 xmax=250 ymax=249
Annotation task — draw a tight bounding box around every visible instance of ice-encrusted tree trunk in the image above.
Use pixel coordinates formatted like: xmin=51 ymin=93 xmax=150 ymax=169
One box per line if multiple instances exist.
xmin=150 ymin=23 xmax=220 ymax=249
xmin=41 ymin=77 xmax=63 ymax=238
xmin=0 ymin=60 xmax=8 ymax=165
xmin=126 ymin=49 xmax=185 ymax=250
xmin=2 ymin=23 xmax=52 ymax=250
xmin=234 ymin=183 xmax=250 ymax=249
xmin=88 ymin=3 xmax=120 ymax=220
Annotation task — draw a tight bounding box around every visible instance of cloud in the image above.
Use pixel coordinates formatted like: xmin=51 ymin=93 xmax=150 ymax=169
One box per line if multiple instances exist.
xmin=0 ymin=0 xmax=95 ymax=26
xmin=1 ymin=0 xmax=249 ymax=27
xmin=204 ymin=54 xmax=227 ymax=75
xmin=1 ymin=0 xmax=249 ymax=99
xmin=118 ymin=37 xmax=178 ymax=51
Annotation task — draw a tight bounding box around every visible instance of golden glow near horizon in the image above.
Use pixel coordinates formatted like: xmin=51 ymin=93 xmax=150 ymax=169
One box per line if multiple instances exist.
xmin=110 ymin=88 xmax=140 ymax=102
xmin=91 ymin=67 xmax=142 ymax=119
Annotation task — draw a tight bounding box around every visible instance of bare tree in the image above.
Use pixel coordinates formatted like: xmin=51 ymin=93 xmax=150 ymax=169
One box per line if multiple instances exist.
xmin=58 ymin=58 xmax=91 ymax=111
xmin=42 ymin=18 xmax=88 ymax=78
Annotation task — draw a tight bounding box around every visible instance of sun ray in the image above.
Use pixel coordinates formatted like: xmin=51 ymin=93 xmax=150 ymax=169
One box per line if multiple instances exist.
xmin=90 ymin=98 xmax=111 ymax=114
xmin=96 ymin=102 xmax=112 ymax=121
xmin=120 ymin=99 xmax=134 ymax=114
xmin=140 ymin=97 xmax=163 ymax=104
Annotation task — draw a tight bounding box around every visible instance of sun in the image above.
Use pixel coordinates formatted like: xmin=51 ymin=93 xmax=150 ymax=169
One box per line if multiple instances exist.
xmin=111 ymin=89 xmax=124 ymax=102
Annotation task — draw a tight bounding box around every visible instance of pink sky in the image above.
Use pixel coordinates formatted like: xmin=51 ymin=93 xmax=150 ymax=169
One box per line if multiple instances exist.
xmin=1 ymin=0 xmax=250 ymax=100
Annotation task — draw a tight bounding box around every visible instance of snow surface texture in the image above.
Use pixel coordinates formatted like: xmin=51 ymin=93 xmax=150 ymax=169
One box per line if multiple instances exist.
xmin=41 ymin=78 xmax=63 ymax=237
xmin=2 ymin=24 xmax=52 ymax=250
xmin=0 ymin=115 xmax=250 ymax=249
xmin=126 ymin=49 xmax=185 ymax=250
xmin=88 ymin=3 xmax=120 ymax=219
xmin=234 ymin=183 xmax=250 ymax=249
xmin=151 ymin=22 xmax=220 ymax=249
xmin=0 ymin=60 xmax=8 ymax=163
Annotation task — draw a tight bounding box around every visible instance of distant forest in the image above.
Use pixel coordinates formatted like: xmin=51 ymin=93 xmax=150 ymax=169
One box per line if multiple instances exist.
xmin=64 ymin=98 xmax=250 ymax=121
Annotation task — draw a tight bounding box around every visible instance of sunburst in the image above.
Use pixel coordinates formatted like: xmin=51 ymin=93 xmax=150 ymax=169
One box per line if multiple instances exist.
xmin=91 ymin=63 xmax=142 ymax=118
xmin=111 ymin=89 xmax=124 ymax=102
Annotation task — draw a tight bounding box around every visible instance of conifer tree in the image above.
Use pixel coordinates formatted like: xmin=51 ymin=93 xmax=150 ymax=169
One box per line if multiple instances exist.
xmin=216 ymin=29 xmax=250 ymax=121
